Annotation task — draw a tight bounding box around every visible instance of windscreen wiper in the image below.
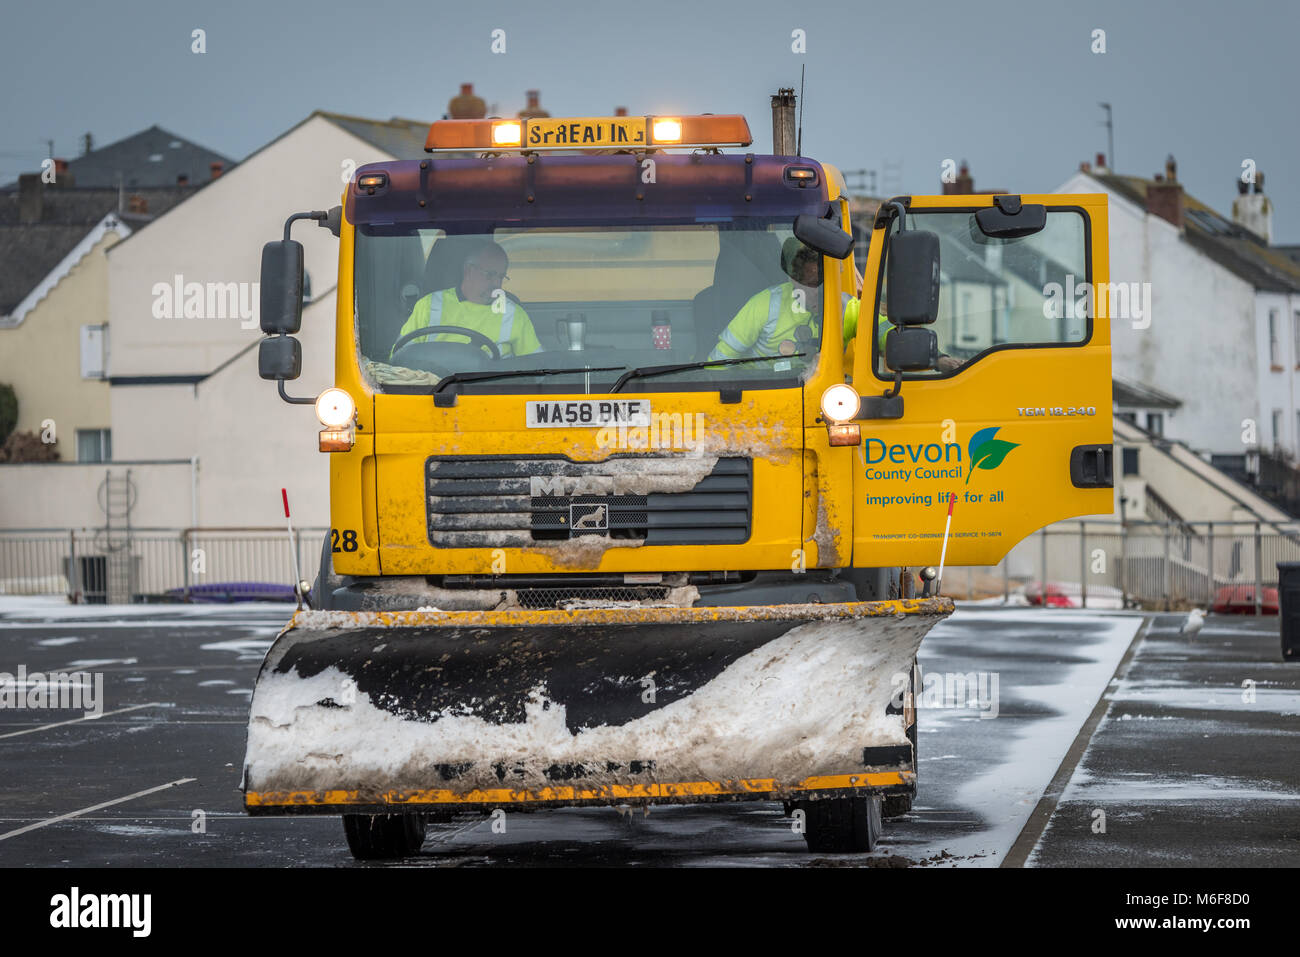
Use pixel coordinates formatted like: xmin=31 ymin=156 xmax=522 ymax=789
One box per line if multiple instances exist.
xmin=609 ymin=354 xmax=806 ymax=393
xmin=432 ymin=365 xmax=626 ymax=395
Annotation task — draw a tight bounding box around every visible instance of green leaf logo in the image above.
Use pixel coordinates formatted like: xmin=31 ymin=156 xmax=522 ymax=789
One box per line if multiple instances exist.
xmin=966 ymin=426 xmax=1019 ymax=484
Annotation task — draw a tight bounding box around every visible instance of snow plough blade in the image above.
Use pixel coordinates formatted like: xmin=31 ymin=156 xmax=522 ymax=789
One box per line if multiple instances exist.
xmin=242 ymin=598 xmax=952 ymax=814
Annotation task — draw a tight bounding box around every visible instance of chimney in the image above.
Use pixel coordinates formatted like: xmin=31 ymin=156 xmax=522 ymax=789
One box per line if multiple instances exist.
xmin=448 ymin=83 xmax=487 ymax=119
xmin=177 ymin=173 xmax=189 ymax=186
xmin=18 ymin=174 xmax=43 ymax=224
xmin=1232 ymin=169 xmax=1273 ymax=243
xmin=209 ymin=161 xmax=224 ymax=180
xmin=49 ymin=158 xmax=74 ymax=188
xmin=943 ymin=160 xmax=975 ymax=195
xmin=1095 ymin=152 xmax=1107 ymax=173
xmin=1146 ymin=154 xmax=1184 ymax=229
xmin=614 ymin=107 xmax=628 ymax=117
xmin=127 ymin=194 xmax=148 ymax=214
xmin=771 ymin=88 xmax=796 ymax=155
xmin=517 ymin=89 xmax=550 ymax=119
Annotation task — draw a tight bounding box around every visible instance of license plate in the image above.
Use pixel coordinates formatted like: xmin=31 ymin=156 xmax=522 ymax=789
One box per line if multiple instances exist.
xmin=526 ymin=400 xmax=651 ymax=428
xmin=526 ymin=117 xmax=645 ymax=149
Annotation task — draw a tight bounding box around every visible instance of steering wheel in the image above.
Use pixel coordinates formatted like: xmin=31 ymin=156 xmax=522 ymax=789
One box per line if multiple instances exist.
xmin=389 ymin=325 xmax=501 ymax=361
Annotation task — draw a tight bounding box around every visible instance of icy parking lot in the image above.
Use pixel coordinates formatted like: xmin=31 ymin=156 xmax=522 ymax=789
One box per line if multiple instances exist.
xmin=0 ymin=596 xmax=1295 ymax=867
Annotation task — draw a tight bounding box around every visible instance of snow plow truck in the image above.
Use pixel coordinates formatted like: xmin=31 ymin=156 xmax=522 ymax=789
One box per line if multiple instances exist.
xmin=244 ymin=103 xmax=1113 ymax=858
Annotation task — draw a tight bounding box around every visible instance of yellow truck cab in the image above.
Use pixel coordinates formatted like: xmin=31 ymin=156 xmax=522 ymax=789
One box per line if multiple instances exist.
xmin=246 ymin=111 xmax=1113 ymax=859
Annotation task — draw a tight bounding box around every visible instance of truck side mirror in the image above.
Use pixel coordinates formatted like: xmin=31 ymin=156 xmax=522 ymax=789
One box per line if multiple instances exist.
xmin=258 ymin=335 xmax=302 ymax=380
xmin=886 ymin=230 xmax=941 ymax=325
xmin=973 ymin=201 xmax=1046 ymax=240
xmin=885 ymin=326 xmax=939 ymax=372
xmin=793 ymin=213 xmax=855 ymax=260
xmin=260 ymin=240 xmax=304 ymax=334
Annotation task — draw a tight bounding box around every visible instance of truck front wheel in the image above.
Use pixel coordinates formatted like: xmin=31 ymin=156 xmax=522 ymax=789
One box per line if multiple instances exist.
xmin=796 ymin=794 xmax=883 ymax=853
xmin=342 ymin=813 xmax=428 ymax=860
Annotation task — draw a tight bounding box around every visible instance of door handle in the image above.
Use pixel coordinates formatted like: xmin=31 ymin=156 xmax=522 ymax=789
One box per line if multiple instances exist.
xmin=1069 ymin=444 xmax=1113 ymax=488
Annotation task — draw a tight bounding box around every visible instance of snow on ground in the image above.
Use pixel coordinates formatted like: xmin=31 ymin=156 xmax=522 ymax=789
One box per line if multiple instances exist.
xmin=1058 ymin=767 xmax=1300 ymax=803
xmin=897 ymin=609 xmax=1143 ymax=866
xmin=198 ymin=637 xmax=278 ymax=661
xmin=1110 ymin=682 xmax=1300 ymax=715
xmin=0 ymin=595 xmax=295 ymax=624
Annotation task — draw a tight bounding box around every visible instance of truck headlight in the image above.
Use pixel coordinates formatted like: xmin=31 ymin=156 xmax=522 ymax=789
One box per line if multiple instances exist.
xmin=820 ymin=384 xmax=860 ymax=424
xmin=315 ymin=388 xmax=355 ymax=428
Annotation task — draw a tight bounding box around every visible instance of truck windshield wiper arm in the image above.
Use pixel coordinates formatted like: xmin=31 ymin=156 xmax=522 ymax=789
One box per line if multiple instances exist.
xmin=431 ymin=365 xmax=626 ymax=394
xmin=609 ymin=354 xmax=807 ymax=393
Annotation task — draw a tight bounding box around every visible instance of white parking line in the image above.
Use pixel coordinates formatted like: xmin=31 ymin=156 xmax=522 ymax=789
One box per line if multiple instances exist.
xmin=0 ymin=702 xmax=166 ymax=739
xmin=0 ymin=621 xmax=287 ymax=630
xmin=425 ymin=817 xmax=489 ymax=845
xmin=0 ymin=778 xmax=197 ymax=842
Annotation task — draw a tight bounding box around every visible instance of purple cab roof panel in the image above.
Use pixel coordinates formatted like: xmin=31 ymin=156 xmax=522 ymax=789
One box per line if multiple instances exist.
xmin=346 ymin=153 xmax=829 ymax=227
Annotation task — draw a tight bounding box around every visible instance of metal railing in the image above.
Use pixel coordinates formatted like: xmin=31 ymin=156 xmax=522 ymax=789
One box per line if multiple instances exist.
xmin=937 ymin=519 xmax=1300 ymax=611
xmin=2 ymin=520 xmax=1296 ymax=611
xmin=0 ymin=527 xmax=327 ymax=604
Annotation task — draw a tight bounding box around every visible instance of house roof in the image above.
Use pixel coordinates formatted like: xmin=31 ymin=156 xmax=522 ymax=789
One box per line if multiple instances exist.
xmin=1113 ymin=375 xmax=1183 ymax=410
xmin=1093 ymin=173 xmax=1300 ymax=294
xmin=1 ymin=111 xmax=436 ymax=321
xmin=0 ymin=185 xmax=195 ymax=316
xmin=58 ymin=125 xmax=235 ymax=189
xmin=315 ymin=112 xmax=432 ymax=158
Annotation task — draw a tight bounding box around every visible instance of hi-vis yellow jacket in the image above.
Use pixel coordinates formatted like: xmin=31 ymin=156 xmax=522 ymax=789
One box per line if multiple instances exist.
xmin=708 ymin=282 xmax=883 ymax=360
xmin=395 ymin=288 xmax=542 ymax=359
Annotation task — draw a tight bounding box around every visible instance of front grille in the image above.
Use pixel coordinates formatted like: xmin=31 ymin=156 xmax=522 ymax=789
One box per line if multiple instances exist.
xmin=515 ymin=586 xmax=670 ymax=609
xmin=426 ymin=455 xmax=751 ymax=548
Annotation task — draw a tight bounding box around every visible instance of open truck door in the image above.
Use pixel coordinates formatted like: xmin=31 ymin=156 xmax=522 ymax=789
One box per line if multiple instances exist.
xmin=850 ymin=194 xmax=1113 ymax=571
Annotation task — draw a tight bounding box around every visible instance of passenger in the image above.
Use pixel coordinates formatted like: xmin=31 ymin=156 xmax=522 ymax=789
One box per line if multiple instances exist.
xmin=395 ymin=240 xmax=541 ymax=359
xmin=709 ymin=238 xmax=857 ymax=361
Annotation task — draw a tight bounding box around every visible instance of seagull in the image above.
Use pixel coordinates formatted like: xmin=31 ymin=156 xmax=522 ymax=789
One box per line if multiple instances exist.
xmin=1181 ymin=608 xmax=1205 ymax=637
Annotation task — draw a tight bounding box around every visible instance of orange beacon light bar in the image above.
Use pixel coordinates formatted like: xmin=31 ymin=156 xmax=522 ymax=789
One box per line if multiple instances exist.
xmin=424 ymin=114 xmax=753 ymax=152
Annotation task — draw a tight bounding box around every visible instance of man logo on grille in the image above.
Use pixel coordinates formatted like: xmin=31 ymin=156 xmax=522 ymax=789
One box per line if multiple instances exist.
xmin=532 ymin=475 xmax=569 ymax=497
xmin=571 ymin=503 xmax=608 ymax=532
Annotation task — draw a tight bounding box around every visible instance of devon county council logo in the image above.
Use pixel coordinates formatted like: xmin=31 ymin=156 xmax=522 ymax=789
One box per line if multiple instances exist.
xmin=967 ymin=427 xmax=1018 ymax=484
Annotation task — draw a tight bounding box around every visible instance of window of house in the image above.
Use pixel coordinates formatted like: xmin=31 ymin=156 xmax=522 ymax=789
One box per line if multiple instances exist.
xmin=1117 ymin=411 xmax=1137 ymax=425
xmin=76 ymin=429 xmax=111 ymax=463
xmin=79 ymin=325 xmax=107 ymax=379
xmin=1146 ymin=412 xmax=1164 ymax=436
xmin=1272 ymin=408 xmax=1283 ymax=447
xmin=1269 ymin=309 xmax=1281 ymax=366
xmin=1122 ymin=447 xmax=1139 ymax=476
xmin=1293 ymin=311 xmax=1300 ymax=367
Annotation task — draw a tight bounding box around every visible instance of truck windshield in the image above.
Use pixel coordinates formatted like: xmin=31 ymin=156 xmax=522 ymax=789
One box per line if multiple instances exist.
xmin=354 ymin=220 xmax=829 ymax=394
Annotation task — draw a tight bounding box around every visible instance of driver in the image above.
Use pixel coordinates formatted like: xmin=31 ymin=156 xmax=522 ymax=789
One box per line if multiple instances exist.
xmin=709 ymin=238 xmax=860 ymax=361
xmin=393 ymin=240 xmax=542 ymax=360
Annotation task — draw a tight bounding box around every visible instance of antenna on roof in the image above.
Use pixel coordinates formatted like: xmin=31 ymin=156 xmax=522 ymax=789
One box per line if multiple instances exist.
xmin=796 ymin=65 xmax=805 ymax=157
xmin=1099 ymin=102 xmax=1114 ymax=171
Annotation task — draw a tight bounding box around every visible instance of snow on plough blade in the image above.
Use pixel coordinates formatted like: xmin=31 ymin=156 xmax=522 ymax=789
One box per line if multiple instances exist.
xmin=242 ymin=598 xmax=953 ymax=814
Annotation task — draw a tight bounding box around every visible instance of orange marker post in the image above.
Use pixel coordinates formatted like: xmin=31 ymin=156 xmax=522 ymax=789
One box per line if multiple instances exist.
xmin=282 ymin=488 xmax=304 ymax=608
xmin=937 ymin=492 xmax=956 ymax=596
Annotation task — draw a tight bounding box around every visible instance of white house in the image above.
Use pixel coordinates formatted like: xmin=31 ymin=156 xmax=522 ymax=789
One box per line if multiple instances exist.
xmin=97 ymin=112 xmax=431 ymax=532
xmin=1056 ymin=159 xmax=1300 ymax=465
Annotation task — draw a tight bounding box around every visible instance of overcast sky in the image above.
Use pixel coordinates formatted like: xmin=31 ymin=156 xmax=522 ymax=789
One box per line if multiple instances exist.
xmin=3 ymin=0 xmax=1297 ymax=241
